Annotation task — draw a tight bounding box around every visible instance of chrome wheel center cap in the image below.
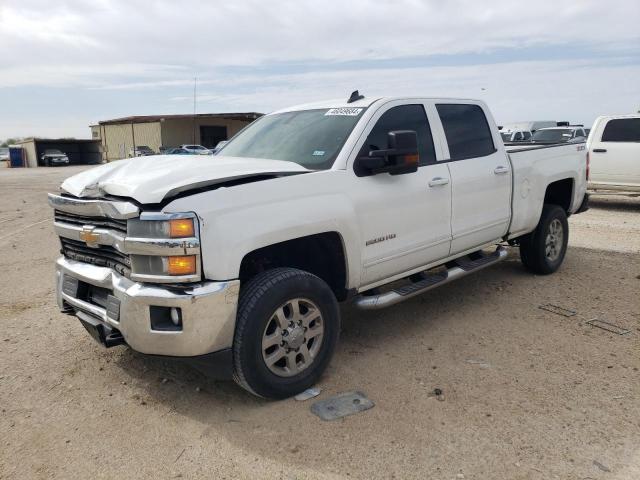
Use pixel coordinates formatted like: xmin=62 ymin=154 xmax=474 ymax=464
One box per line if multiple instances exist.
xmin=285 ymin=325 xmax=305 ymax=350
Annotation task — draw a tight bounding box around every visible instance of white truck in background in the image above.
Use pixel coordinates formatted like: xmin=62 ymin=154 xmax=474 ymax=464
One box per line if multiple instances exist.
xmin=48 ymin=93 xmax=589 ymax=398
xmin=500 ymin=129 xmax=533 ymax=143
xmin=501 ymin=120 xmax=558 ymax=134
xmin=587 ymin=114 xmax=640 ymax=195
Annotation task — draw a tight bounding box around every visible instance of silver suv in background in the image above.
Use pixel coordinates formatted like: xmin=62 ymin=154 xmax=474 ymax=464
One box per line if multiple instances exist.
xmin=531 ymin=126 xmax=587 ymax=144
xmin=180 ymin=144 xmax=212 ymax=155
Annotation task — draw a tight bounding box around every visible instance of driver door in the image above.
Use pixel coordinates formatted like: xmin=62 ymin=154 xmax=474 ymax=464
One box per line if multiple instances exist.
xmin=348 ymin=102 xmax=452 ymax=287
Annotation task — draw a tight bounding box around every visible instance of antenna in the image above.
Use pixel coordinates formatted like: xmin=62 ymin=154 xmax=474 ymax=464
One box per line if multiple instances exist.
xmin=192 ymin=77 xmax=197 ymax=144
xmin=348 ymin=90 xmax=364 ymax=103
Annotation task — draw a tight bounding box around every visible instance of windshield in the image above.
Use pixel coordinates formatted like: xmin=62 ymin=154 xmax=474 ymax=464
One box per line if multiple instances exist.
xmin=532 ymin=129 xmax=573 ymax=142
xmin=220 ymin=108 xmax=366 ymax=169
xmin=45 ymin=149 xmax=64 ymax=155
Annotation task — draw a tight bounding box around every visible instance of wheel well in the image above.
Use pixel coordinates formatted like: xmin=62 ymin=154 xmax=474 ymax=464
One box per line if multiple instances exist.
xmin=239 ymin=232 xmax=348 ymax=301
xmin=544 ymin=178 xmax=573 ymax=212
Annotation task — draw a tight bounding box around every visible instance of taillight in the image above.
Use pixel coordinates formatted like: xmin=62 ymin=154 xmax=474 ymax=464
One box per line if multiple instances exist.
xmin=586 ymin=151 xmax=590 ymax=181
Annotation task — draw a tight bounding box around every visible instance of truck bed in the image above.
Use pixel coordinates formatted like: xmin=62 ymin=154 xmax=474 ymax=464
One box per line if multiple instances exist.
xmin=506 ymin=142 xmax=587 ymax=239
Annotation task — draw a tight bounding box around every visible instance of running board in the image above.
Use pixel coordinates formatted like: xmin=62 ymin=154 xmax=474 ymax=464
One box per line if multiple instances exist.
xmin=353 ymin=247 xmax=508 ymax=310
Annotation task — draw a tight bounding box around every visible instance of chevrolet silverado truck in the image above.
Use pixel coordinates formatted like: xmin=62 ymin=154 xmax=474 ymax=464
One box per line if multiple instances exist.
xmin=48 ymin=93 xmax=589 ymax=398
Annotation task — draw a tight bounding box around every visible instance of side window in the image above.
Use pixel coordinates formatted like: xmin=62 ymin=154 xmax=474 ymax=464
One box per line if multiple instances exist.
xmin=514 ymin=132 xmax=523 ymax=141
xmin=436 ymin=104 xmax=496 ymax=160
xmin=523 ymin=131 xmax=532 ymax=140
xmin=601 ymin=118 xmax=640 ymax=142
xmin=361 ymin=104 xmax=436 ymax=166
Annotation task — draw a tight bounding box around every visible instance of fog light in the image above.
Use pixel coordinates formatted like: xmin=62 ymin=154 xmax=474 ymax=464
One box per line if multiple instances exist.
xmin=170 ymin=307 xmax=181 ymax=325
xmin=167 ymin=255 xmax=196 ymax=276
xmin=150 ymin=306 xmax=182 ymax=331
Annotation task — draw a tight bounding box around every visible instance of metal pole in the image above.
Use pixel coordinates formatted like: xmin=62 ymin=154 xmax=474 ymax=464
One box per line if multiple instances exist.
xmin=131 ymin=122 xmax=136 ymax=157
xmin=192 ymin=77 xmax=197 ymax=144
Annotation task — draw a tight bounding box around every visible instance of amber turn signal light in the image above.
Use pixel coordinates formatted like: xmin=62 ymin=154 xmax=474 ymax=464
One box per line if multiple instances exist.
xmin=167 ymin=255 xmax=197 ymax=276
xmin=169 ymin=218 xmax=195 ymax=238
xmin=404 ymin=154 xmax=419 ymax=165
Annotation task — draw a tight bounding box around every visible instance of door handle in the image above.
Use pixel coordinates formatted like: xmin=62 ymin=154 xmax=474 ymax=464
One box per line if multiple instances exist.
xmin=428 ymin=177 xmax=450 ymax=187
xmin=494 ymin=166 xmax=510 ymax=175
xmin=593 ymin=148 xmax=607 ymax=153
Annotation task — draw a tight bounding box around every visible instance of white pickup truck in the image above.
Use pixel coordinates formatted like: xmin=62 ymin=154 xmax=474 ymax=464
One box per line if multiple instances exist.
xmin=48 ymin=93 xmax=589 ymax=398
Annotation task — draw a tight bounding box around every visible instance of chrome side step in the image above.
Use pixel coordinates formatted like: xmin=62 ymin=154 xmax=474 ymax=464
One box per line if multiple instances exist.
xmin=353 ymin=247 xmax=508 ymax=310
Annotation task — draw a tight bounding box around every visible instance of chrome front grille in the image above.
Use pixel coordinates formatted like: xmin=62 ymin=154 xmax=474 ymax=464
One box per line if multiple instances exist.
xmin=49 ymin=193 xmax=202 ymax=284
xmin=60 ymin=238 xmax=131 ymax=277
xmin=54 ymin=210 xmax=128 ymax=234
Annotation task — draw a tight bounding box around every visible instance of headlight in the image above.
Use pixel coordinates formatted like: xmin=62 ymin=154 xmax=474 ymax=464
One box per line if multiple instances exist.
xmin=126 ymin=212 xmax=201 ymax=283
xmin=128 ymin=215 xmax=196 ymax=239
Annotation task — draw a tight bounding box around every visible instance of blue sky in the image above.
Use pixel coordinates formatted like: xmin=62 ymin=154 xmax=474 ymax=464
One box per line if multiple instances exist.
xmin=1 ymin=0 xmax=638 ymax=139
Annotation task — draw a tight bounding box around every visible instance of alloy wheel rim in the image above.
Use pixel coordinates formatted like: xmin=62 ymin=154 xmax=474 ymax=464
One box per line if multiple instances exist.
xmin=545 ymin=218 xmax=564 ymax=261
xmin=261 ymin=298 xmax=324 ymax=377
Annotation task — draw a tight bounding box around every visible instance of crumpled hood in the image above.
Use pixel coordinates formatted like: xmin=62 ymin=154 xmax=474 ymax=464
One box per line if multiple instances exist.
xmin=60 ymin=155 xmax=310 ymax=204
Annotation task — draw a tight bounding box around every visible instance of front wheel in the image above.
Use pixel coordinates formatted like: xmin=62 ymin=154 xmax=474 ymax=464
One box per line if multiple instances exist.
xmin=519 ymin=204 xmax=569 ymax=275
xmin=232 ymin=268 xmax=340 ymax=399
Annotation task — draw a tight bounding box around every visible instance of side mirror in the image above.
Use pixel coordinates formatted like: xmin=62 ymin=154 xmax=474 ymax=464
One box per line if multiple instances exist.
xmin=355 ymin=130 xmax=419 ymax=177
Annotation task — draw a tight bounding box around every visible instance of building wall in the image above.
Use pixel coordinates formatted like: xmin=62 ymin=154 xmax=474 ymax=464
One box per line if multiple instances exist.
xmin=99 ymin=116 xmax=257 ymax=162
xmin=160 ymin=118 xmax=251 ymax=149
xmin=133 ymin=122 xmax=162 ymax=153
xmin=19 ymin=140 xmax=38 ymax=167
xmin=90 ymin=125 xmax=100 ymax=140
xmin=102 ymin=122 xmax=162 ymax=161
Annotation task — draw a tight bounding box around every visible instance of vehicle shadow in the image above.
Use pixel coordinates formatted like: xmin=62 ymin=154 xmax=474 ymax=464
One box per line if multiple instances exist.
xmin=109 ymin=248 xmax=555 ymax=473
xmin=589 ymin=195 xmax=640 ymax=212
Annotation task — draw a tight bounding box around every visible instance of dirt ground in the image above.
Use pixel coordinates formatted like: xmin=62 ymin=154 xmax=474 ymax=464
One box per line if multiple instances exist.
xmin=1 ymin=165 xmax=639 ymax=480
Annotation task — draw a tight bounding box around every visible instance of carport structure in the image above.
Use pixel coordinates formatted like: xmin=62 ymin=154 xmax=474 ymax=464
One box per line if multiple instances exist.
xmin=17 ymin=138 xmax=102 ymax=168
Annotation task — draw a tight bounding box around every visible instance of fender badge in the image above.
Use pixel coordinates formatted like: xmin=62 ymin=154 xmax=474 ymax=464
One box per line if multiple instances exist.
xmin=366 ymin=233 xmax=396 ymax=246
xmin=79 ymin=225 xmax=100 ymax=247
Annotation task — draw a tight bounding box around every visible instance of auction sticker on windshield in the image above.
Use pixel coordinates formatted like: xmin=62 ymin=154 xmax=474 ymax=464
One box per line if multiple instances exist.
xmin=325 ymin=108 xmax=363 ymax=116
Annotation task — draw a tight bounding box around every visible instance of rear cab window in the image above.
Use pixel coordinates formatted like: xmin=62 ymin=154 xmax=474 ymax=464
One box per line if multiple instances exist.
xmin=436 ymin=104 xmax=496 ymax=160
xmin=601 ymin=118 xmax=640 ymax=142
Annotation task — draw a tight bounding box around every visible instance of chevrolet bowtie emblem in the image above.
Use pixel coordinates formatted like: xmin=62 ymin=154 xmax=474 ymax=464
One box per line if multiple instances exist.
xmin=79 ymin=225 xmax=100 ymax=247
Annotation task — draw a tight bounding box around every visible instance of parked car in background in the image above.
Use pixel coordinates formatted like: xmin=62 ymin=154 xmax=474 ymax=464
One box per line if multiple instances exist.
xmin=531 ymin=126 xmax=587 ymax=144
xmin=129 ymin=145 xmax=155 ymax=157
xmin=49 ymin=94 xmax=588 ymax=399
xmin=500 ymin=130 xmax=533 ymax=143
xmin=0 ymin=147 xmax=9 ymax=162
xmin=180 ymin=144 xmax=212 ymax=155
xmin=587 ymin=114 xmax=640 ymax=195
xmin=41 ymin=149 xmax=70 ymax=167
xmin=166 ymin=148 xmax=198 ymax=155
xmin=211 ymin=140 xmax=229 ymax=155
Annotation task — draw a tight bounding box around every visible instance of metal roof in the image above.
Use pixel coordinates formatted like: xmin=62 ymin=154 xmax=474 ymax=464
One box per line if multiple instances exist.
xmin=98 ymin=112 xmax=263 ymax=125
xmin=17 ymin=138 xmax=99 ymax=144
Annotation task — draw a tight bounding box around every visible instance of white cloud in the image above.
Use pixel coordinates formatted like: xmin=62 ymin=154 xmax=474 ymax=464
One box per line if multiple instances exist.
xmin=0 ymin=0 xmax=638 ymax=138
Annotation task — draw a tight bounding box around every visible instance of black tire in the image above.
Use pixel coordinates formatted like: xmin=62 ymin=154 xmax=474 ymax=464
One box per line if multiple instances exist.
xmin=519 ymin=204 xmax=569 ymax=275
xmin=232 ymin=267 xmax=340 ymax=399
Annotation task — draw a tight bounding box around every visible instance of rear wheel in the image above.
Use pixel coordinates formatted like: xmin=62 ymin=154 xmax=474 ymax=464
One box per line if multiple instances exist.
xmin=232 ymin=268 xmax=340 ymax=399
xmin=519 ymin=204 xmax=569 ymax=275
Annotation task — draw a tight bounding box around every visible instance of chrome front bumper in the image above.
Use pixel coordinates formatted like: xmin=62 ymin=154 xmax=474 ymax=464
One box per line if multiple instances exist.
xmin=56 ymin=257 xmax=240 ymax=357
